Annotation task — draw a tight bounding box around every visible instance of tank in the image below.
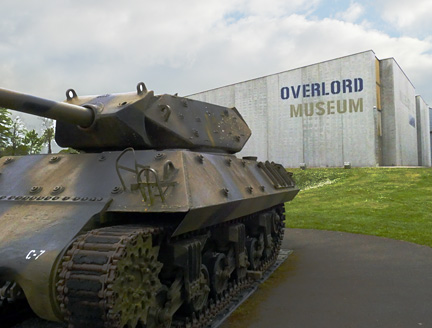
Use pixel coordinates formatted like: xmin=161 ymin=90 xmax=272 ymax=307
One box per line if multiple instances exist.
xmin=0 ymin=83 xmax=299 ymax=327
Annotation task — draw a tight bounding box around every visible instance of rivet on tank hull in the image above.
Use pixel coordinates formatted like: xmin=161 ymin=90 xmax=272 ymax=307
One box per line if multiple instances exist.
xmin=197 ymin=154 xmax=204 ymax=164
xmin=51 ymin=186 xmax=65 ymax=195
xmin=49 ymin=156 xmax=61 ymax=164
xmin=30 ymin=186 xmax=43 ymax=194
xmin=111 ymin=186 xmax=123 ymax=194
xmin=155 ymin=153 xmax=166 ymax=160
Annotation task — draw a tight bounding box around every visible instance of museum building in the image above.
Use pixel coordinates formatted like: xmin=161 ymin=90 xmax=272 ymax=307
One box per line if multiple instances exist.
xmin=189 ymin=50 xmax=431 ymax=168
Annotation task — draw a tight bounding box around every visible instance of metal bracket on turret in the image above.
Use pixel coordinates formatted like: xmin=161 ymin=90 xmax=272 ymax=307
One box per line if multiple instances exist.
xmin=115 ymin=148 xmax=178 ymax=205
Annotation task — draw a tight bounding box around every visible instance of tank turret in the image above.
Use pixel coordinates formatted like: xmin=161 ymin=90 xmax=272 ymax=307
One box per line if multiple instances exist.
xmin=0 ymin=83 xmax=251 ymax=153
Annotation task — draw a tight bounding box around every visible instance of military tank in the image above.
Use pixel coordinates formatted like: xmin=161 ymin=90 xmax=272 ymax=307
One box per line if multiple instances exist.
xmin=0 ymin=83 xmax=298 ymax=328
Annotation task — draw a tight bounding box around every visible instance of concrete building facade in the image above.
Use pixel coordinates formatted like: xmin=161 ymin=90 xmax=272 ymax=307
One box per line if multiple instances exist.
xmin=189 ymin=51 xmax=431 ymax=167
xmin=430 ymin=107 xmax=432 ymax=159
xmin=416 ymin=96 xmax=432 ymax=167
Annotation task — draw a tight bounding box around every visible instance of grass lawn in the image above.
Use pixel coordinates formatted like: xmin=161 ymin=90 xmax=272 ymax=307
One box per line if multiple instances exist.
xmin=285 ymin=167 xmax=432 ymax=247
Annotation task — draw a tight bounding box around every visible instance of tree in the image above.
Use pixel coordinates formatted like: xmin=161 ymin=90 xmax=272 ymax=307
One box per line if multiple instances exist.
xmin=0 ymin=112 xmax=48 ymax=157
xmin=24 ymin=129 xmax=44 ymax=154
xmin=0 ymin=108 xmax=12 ymax=152
xmin=41 ymin=118 xmax=55 ymax=154
xmin=5 ymin=116 xmax=28 ymax=156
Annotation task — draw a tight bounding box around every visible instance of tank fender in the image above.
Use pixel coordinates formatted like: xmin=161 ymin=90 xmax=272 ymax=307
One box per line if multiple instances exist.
xmin=0 ymin=198 xmax=112 ymax=321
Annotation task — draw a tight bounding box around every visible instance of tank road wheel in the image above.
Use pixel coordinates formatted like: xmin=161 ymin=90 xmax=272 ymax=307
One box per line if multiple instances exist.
xmin=56 ymin=226 xmax=166 ymax=328
xmin=272 ymin=207 xmax=286 ymax=246
xmin=146 ymin=286 xmax=171 ymax=328
xmin=204 ymin=252 xmax=230 ymax=297
xmin=246 ymin=234 xmax=264 ymax=270
xmin=187 ymin=265 xmax=210 ymax=313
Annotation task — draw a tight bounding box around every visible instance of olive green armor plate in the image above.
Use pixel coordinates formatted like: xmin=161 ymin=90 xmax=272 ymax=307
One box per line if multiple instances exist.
xmin=0 ymin=149 xmax=297 ymax=320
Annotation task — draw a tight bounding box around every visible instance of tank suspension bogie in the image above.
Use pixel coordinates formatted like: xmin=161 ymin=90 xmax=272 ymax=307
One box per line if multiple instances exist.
xmin=159 ymin=233 xmax=211 ymax=315
xmin=187 ymin=265 xmax=210 ymax=313
xmin=0 ymin=281 xmax=25 ymax=304
xmin=0 ymin=281 xmax=28 ymax=325
xmin=246 ymin=235 xmax=265 ymax=271
xmin=208 ymin=223 xmax=249 ymax=282
xmin=203 ymin=252 xmax=232 ymax=297
xmin=246 ymin=208 xmax=285 ymax=266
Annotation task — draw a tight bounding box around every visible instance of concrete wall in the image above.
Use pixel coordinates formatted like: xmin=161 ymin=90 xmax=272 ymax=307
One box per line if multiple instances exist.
xmin=416 ymin=96 xmax=431 ymax=166
xmin=190 ymin=51 xmax=380 ymax=167
xmin=430 ymin=107 xmax=432 ymax=162
xmin=189 ymin=51 xmax=429 ymax=168
xmin=380 ymin=59 xmax=418 ymax=166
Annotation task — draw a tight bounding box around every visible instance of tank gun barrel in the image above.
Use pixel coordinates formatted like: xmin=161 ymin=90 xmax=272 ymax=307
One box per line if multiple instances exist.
xmin=0 ymin=88 xmax=94 ymax=128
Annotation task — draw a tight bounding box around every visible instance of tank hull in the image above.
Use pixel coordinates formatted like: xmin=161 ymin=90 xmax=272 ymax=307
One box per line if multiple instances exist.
xmin=0 ymin=149 xmax=298 ymax=323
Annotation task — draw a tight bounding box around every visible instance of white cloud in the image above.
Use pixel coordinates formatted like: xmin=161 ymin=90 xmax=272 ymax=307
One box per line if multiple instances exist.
xmin=193 ymin=14 xmax=432 ymax=104
xmin=240 ymin=0 xmax=320 ymax=17
xmin=0 ymin=0 xmax=431 ymax=115
xmin=335 ymin=2 xmax=365 ymax=23
xmin=374 ymin=0 xmax=432 ymax=37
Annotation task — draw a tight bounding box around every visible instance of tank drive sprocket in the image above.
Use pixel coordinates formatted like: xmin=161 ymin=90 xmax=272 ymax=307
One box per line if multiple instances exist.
xmin=56 ymin=226 xmax=164 ymax=328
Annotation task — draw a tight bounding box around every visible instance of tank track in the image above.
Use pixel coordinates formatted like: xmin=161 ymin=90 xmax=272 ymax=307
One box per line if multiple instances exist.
xmin=56 ymin=226 xmax=163 ymax=328
xmin=56 ymin=206 xmax=285 ymax=328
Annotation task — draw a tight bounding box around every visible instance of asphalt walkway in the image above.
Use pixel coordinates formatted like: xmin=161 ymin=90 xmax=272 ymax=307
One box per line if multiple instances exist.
xmin=223 ymin=229 xmax=432 ymax=328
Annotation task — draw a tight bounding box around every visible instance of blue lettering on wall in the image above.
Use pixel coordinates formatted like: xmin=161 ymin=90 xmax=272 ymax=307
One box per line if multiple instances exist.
xmin=281 ymin=87 xmax=289 ymax=99
xmin=280 ymin=78 xmax=364 ymax=100
xmin=292 ymin=85 xmax=301 ymax=98
xmin=331 ymin=81 xmax=341 ymax=94
xmin=409 ymin=115 xmax=416 ymax=128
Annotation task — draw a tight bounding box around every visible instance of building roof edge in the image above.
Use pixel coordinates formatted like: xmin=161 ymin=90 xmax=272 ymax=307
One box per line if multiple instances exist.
xmin=187 ymin=50 xmax=377 ymax=96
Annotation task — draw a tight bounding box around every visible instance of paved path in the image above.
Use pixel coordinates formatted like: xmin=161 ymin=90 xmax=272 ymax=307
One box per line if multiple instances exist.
xmin=222 ymin=229 xmax=432 ymax=328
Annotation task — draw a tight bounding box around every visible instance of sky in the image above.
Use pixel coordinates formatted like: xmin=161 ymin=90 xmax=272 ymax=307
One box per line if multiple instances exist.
xmin=1 ymin=0 xmax=431 ymax=133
